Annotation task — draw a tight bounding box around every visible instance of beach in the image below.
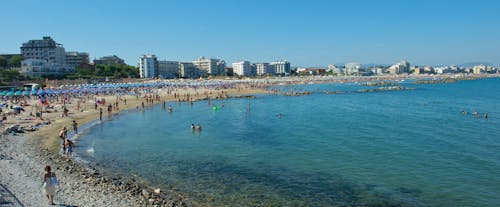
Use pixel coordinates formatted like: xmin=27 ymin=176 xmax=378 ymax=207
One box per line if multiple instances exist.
xmin=1 ymin=74 xmax=499 ymax=206
xmin=0 ymin=81 xmax=265 ymax=207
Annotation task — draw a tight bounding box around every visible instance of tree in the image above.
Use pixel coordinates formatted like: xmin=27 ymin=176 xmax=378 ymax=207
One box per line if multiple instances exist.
xmin=0 ymin=69 xmax=24 ymax=83
xmin=0 ymin=56 xmax=7 ymax=68
xmin=8 ymin=55 xmax=22 ymax=67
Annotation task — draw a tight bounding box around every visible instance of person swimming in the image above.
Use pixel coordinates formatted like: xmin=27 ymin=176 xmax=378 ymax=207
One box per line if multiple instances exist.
xmin=196 ymin=123 xmax=202 ymax=131
xmin=168 ymin=105 xmax=173 ymax=112
xmin=191 ymin=123 xmax=195 ymax=130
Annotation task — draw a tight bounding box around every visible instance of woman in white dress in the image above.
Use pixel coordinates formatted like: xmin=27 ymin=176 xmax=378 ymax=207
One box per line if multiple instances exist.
xmin=42 ymin=165 xmax=57 ymax=205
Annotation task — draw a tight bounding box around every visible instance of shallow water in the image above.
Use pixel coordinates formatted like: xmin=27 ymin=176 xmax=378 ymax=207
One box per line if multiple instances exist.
xmin=77 ymin=78 xmax=500 ymax=207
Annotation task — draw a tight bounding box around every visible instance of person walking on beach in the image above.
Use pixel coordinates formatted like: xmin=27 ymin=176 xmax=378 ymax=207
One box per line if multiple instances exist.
xmin=72 ymin=120 xmax=78 ymax=134
xmin=42 ymin=165 xmax=58 ymax=205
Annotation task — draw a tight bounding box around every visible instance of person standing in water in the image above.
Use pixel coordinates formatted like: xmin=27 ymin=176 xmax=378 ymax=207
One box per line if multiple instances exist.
xmin=196 ymin=123 xmax=202 ymax=131
xmin=65 ymin=139 xmax=74 ymax=158
xmin=99 ymin=108 xmax=103 ymax=121
xmin=59 ymin=127 xmax=68 ymax=154
xmin=72 ymin=120 xmax=78 ymax=134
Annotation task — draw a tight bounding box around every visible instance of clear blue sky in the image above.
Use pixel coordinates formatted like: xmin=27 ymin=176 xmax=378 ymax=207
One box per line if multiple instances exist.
xmin=1 ymin=0 xmax=499 ymax=67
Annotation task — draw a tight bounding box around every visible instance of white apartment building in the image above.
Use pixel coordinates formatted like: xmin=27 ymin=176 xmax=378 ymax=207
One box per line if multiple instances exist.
xmin=255 ymin=63 xmax=271 ymax=75
xmin=232 ymin=61 xmax=252 ymax=76
xmin=21 ymin=58 xmax=73 ymax=78
xmin=345 ymin=62 xmax=361 ymax=75
xmin=139 ymin=55 xmax=158 ymax=78
xmin=270 ymin=60 xmax=291 ymax=74
xmin=192 ymin=56 xmax=226 ymax=76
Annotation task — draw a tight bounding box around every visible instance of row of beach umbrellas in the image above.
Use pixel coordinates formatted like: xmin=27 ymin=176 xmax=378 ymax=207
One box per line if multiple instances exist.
xmin=1 ymin=80 xmax=238 ymax=97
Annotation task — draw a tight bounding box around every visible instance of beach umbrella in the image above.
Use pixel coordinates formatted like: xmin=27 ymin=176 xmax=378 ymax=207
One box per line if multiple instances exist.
xmin=0 ymin=91 xmax=6 ymax=96
xmin=37 ymin=89 xmax=46 ymax=95
xmin=23 ymin=91 xmax=30 ymax=96
xmin=14 ymin=91 xmax=22 ymax=96
xmin=6 ymin=91 xmax=14 ymax=97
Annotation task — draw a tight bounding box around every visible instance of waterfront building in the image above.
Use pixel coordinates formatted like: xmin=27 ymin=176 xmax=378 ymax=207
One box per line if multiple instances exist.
xmin=94 ymin=55 xmax=126 ymax=66
xmin=327 ymin=64 xmax=343 ymax=75
xmin=158 ymin=60 xmax=179 ymax=79
xmin=345 ymin=62 xmax=361 ymax=75
xmin=20 ymin=36 xmax=66 ymax=65
xmin=139 ymin=55 xmax=158 ymax=78
xmin=224 ymin=67 xmax=234 ymax=76
xmin=20 ymin=58 xmax=73 ymax=78
xmin=388 ymin=60 xmax=410 ymax=74
xmin=192 ymin=57 xmax=226 ymax=76
xmin=270 ymin=60 xmax=291 ymax=75
xmin=255 ymin=63 xmax=271 ymax=76
xmin=413 ymin=67 xmax=421 ymax=75
xmin=473 ymin=64 xmax=487 ymax=74
xmin=19 ymin=36 xmax=76 ymax=77
xmin=232 ymin=61 xmax=252 ymax=76
xmin=65 ymin=51 xmax=89 ymax=69
xmin=179 ymin=62 xmax=198 ymax=78
xmin=424 ymin=65 xmax=434 ymax=73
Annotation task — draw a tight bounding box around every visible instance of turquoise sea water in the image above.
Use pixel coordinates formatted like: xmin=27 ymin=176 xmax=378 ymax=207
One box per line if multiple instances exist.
xmin=77 ymin=78 xmax=500 ymax=207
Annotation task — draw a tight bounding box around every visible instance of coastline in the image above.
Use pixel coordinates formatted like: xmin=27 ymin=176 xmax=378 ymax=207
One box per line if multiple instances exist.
xmin=1 ymin=74 xmax=498 ymax=206
xmin=0 ymin=85 xmax=266 ymax=207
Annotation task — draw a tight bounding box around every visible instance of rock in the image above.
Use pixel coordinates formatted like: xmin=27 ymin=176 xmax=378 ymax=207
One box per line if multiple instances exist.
xmin=142 ymin=189 xmax=150 ymax=199
xmin=154 ymin=188 xmax=161 ymax=194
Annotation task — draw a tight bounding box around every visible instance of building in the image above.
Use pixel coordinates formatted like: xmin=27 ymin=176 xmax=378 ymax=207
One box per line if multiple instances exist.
xmin=298 ymin=68 xmax=326 ymax=75
xmin=224 ymin=67 xmax=234 ymax=76
xmin=255 ymin=63 xmax=271 ymax=76
xmin=388 ymin=61 xmax=410 ymax=74
xmin=270 ymin=60 xmax=291 ymax=75
xmin=232 ymin=61 xmax=252 ymax=76
xmin=179 ymin=62 xmax=198 ymax=78
xmin=413 ymin=67 xmax=421 ymax=75
xmin=473 ymin=64 xmax=487 ymax=74
xmin=20 ymin=59 xmax=73 ymax=78
xmin=20 ymin=36 xmax=66 ymax=65
xmin=138 ymin=55 xmax=158 ymax=78
xmin=65 ymin=51 xmax=89 ymax=68
xmin=94 ymin=55 xmax=126 ymax=66
xmin=327 ymin=64 xmax=343 ymax=75
xmin=192 ymin=57 xmax=226 ymax=76
xmin=158 ymin=60 xmax=179 ymax=79
xmin=19 ymin=36 xmax=77 ymax=77
xmin=345 ymin=62 xmax=361 ymax=75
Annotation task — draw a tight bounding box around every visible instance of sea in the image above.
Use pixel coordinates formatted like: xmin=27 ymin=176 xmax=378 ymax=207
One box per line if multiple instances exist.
xmin=76 ymin=78 xmax=500 ymax=207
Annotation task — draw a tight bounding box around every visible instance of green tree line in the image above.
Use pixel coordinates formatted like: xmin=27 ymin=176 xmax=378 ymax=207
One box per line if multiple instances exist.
xmin=0 ymin=55 xmax=22 ymax=68
xmin=67 ymin=64 xmax=140 ymax=79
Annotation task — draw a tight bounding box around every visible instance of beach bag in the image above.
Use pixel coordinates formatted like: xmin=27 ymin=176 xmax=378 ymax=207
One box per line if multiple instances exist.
xmin=51 ymin=173 xmax=59 ymax=186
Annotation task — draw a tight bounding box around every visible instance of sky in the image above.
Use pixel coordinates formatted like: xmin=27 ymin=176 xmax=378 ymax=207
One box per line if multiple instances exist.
xmin=1 ymin=0 xmax=499 ymax=67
